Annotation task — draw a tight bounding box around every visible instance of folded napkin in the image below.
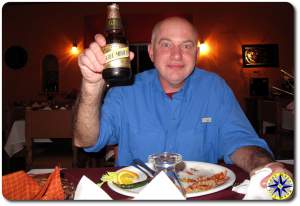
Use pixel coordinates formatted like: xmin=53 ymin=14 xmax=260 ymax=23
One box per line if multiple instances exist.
xmin=74 ymin=175 xmax=112 ymax=200
xmin=232 ymin=179 xmax=250 ymax=194
xmin=2 ymin=166 xmax=64 ymax=200
xmin=134 ymin=171 xmax=186 ymax=200
xmin=232 ymin=168 xmax=272 ymax=200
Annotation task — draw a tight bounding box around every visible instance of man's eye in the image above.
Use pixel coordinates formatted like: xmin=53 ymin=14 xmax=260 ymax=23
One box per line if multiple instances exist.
xmin=182 ymin=44 xmax=194 ymax=50
xmin=161 ymin=42 xmax=171 ymax=48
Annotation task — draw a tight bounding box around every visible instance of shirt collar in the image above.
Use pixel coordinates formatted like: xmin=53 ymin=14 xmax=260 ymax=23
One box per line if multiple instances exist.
xmin=152 ymin=68 xmax=195 ymax=100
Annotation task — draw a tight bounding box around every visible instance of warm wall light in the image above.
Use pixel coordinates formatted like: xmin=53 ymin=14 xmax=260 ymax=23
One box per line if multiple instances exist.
xmin=198 ymin=40 xmax=210 ymax=56
xmin=70 ymin=41 xmax=79 ymax=56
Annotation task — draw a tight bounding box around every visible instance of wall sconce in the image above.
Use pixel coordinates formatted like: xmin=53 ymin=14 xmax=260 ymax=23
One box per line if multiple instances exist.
xmin=70 ymin=41 xmax=79 ymax=56
xmin=197 ymin=40 xmax=210 ymax=56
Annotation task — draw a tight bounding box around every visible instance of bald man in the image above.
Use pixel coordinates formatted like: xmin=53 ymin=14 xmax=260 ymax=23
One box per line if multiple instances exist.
xmin=74 ymin=17 xmax=290 ymax=183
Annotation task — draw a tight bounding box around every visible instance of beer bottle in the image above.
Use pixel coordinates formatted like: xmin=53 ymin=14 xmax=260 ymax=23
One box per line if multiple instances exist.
xmin=102 ymin=3 xmax=132 ymax=85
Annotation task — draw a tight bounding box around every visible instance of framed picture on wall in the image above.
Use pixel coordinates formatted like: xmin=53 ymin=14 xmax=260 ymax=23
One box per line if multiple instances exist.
xmin=242 ymin=44 xmax=279 ymax=67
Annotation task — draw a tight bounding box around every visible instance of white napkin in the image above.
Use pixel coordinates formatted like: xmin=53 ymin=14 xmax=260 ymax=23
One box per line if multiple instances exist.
xmin=232 ymin=168 xmax=272 ymax=200
xmin=232 ymin=179 xmax=250 ymax=194
xmin=74 ymin=175 xmax=112 ymax=200
xmin=134 ymin=171 xmax=186 ymax=200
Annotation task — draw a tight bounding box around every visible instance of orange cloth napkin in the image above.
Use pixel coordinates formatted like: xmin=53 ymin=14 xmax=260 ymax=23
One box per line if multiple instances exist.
xmin=2 ymin=166 xmax=64 ymax=200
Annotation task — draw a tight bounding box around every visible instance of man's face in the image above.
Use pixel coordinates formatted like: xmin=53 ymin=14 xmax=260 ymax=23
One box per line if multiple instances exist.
xmin=148 ymin=19 xmax=198 ymax=90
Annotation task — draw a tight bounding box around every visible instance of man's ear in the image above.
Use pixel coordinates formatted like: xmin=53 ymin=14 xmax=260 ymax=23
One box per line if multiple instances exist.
xmin=148 ymin=44 xmax=154 ymax=62
xmin=195 ymin=47 xmax=199 ymax=60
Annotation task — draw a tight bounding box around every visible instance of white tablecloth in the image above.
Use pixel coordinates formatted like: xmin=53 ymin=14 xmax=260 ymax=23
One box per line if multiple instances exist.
xmin=4 ymin=120 xmax=52 ymax=157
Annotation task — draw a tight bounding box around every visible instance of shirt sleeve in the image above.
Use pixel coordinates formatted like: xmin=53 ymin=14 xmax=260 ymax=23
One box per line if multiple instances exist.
xmin=84 ymin=87 xmax=122 ymax=152
xmin=216 ymin=78 xmax=273 ymax=164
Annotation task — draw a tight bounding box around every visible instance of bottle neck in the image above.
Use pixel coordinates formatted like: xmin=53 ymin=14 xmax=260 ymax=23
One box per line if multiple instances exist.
xmin=105 ymin=17 xmax=123 ymax=32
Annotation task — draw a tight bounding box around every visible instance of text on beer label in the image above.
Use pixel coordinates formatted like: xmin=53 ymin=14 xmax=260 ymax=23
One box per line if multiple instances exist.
xmin=104 ymin=47 xmax=129 ymax=63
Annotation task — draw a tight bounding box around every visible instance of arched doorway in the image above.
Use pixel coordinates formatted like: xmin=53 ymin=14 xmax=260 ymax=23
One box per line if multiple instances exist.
xmin=42 ymin=54 xmax=59 ymax=93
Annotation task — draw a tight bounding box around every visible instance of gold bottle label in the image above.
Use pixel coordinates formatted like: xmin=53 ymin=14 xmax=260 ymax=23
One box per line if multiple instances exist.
xmin=103 ymin=43 xmax=131 ymax=69
xmin=106 ymin=18 xmax=122 ymax=31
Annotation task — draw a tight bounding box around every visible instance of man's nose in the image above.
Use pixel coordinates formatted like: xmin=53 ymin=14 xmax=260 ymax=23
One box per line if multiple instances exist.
xmin=170 ymin=46 xmax=183 ymax=60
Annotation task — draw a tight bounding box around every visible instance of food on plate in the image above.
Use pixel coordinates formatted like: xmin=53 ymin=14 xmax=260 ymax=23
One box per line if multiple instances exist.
xmin=99 ymin=170 xmax=139 ymax=185
xmin=180 ymin=169 xmax=229 ymax=193
xmin=117 ymin=170 xmax=139 ymax=184
xmin=113 ymin=178 xmax=150 ymax=189
xmin=99 ymin=169 xmax=149 ymax=189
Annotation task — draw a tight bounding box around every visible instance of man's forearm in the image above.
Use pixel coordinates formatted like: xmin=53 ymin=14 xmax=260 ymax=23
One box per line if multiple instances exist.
xmin=230 ymin=146 xmax=274 ymax=173
xmin=73 ymin=80 xmax=106 ymax=147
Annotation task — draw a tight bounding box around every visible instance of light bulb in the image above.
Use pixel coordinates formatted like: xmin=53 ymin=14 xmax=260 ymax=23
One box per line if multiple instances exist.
xmin=70 ymin=44 xmax=79 ymax=55
xmin=199 ymin=42 xmax=209 ymax=54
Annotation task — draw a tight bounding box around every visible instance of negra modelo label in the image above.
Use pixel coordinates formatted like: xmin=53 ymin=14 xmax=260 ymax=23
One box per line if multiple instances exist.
xmin=103 ymin=43 xmax=130 ymax=69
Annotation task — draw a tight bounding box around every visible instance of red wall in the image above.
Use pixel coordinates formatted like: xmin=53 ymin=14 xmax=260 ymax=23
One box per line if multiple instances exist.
xmin=3 ymin=2 xmax=294 ymax=110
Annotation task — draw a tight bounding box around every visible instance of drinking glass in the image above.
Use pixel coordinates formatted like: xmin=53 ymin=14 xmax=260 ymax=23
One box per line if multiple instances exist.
xmin=148 ymin=152 xmax=185 ymax=196
xmin=148 ymin=152 xmax=182 ymax=173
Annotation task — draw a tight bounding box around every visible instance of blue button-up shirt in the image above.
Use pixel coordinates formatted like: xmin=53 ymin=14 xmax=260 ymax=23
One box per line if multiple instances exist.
xmin=85 ymin=68 xmax=271 ymax=166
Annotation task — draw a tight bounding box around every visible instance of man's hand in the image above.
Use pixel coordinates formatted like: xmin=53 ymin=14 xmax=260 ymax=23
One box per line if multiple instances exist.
xmin=78 ymin=34 xmax=135 ymax=85
xmin=250 ymin=162 xmax=293 ymax=188
xmin=231 ymin=146 xmax=293 ymax=188
xmin=78 ymin=34 xmax=106 ymax=85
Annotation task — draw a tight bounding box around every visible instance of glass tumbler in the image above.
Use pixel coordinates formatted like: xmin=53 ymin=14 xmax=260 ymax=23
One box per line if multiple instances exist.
xmin=148 ymin=152 xmax=182 ymax=173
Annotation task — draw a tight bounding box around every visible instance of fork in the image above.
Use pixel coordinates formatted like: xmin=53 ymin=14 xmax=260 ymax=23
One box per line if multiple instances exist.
xmin=131 ymin=159 xmax=156 ymax=178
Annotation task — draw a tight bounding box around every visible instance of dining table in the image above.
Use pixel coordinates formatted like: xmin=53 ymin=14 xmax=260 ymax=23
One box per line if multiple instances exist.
xmin=61 ymin=164 xmax=250 ymax=200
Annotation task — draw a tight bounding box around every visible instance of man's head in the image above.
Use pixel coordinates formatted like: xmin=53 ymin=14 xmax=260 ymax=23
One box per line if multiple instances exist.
xmin=148 ymin=17 xmax=198 ymax=92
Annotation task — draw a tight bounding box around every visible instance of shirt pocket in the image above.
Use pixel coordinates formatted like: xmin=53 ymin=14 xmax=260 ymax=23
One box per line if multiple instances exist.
xmin=176 ymin=123 xmax=218 ymax=162
xmin=127 ymin=124 xmax=165 ymax=162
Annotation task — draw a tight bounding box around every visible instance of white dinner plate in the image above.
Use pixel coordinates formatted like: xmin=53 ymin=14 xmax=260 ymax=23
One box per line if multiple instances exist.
xmin=107 ymin=161 xmax=236 ymax=198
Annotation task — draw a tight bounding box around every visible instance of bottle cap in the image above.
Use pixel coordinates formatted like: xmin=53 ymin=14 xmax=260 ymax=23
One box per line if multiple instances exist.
xmin=107 ymin=3 xmax=120 ymax=19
